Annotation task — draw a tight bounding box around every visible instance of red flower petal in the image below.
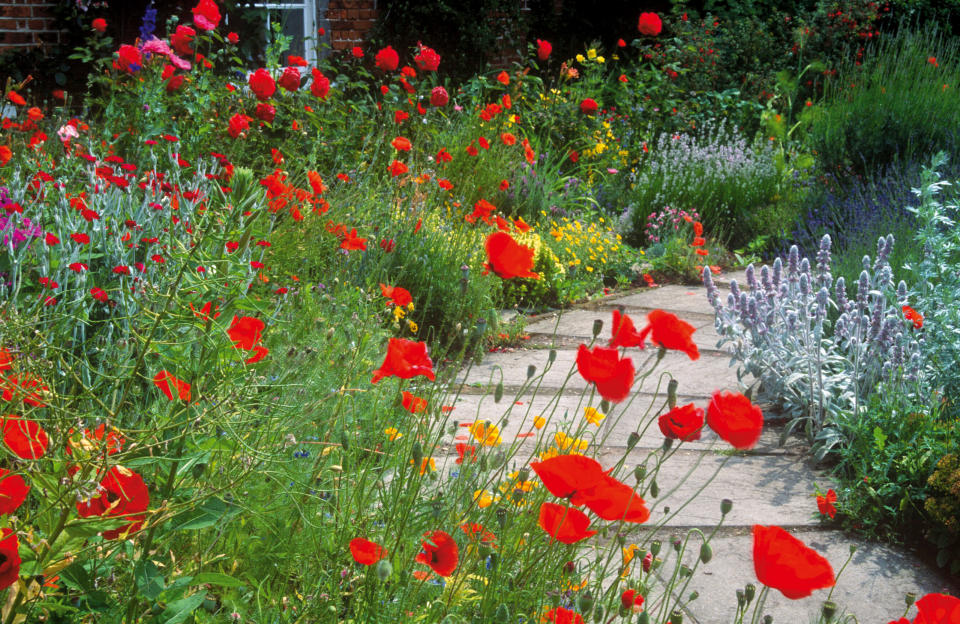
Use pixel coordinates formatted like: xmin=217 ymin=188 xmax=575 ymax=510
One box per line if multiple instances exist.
xmin=575 ymin=344 xmax=634 ymax=403
xmin=415 ymin=530 xmax=458 ymax=577
xmin=349 ymin=537 xmax=386 ymax=565
xmin=538 ymin=502 xmax=597 ymax=544
xmin=371 ymin=338 xmax=436 ymax=384
xmin=484 ymin=231 xmax=539 ymax=280
xmin=753 ymin=525 xmax=834 ymax=599
xmin=658 ymin=403 xmax=704 ymax=442
xmin=638 ymin=309 xmax=699 ymax=360
xmin=2 ymin=415 xmax=48 ymax=459
xmin=706 ymin=391 xmax=763 ymax=449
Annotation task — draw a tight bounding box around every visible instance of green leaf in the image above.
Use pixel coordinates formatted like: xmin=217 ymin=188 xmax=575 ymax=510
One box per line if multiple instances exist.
xmin=167 ymin=497 xmax=238 ymax=531
xmin=192 ymin=572 xmax=245 ymax=588
xmin=59 ymin=563 xmax=109 ymax=607
xmin=136 ymin=560 xmax=166 ymax=601
xmin=156 ymin=592 xmax=206 ymax=624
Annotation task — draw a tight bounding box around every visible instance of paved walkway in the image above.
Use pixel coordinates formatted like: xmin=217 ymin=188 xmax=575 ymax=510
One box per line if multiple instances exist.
xmin=444 ymin=272 xmax=957 ymax=623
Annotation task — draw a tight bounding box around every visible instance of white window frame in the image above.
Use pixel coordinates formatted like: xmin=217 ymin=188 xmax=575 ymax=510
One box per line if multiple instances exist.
xmin=247 ymin=0 xmax=318 ymax=67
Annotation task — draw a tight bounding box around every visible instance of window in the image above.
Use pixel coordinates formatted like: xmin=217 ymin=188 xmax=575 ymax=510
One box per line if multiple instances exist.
xmin=246 ymin=0 xmax=320 ymax=65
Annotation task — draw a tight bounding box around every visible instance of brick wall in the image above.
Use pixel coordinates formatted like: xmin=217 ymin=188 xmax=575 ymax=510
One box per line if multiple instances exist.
xmin=0 ymin=0 xmax=60 ymax=53
xmin=327 ymin=0 xmax=377 ymax=51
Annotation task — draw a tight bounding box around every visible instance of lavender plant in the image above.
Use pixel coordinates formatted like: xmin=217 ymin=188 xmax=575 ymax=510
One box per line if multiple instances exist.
xmin=703 ymin=235 xmax=924 ymax=456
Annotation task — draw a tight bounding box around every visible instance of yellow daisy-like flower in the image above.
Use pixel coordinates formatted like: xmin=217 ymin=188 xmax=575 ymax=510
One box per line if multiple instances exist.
xmin=596 ymin=56 xmax=605 ymax=63
xmin=474 ymin=489 xmax=494 ymax=508
xmin=384 ymin=427 xmax=403 ymax=441
xmin=470 ymin=421 xmax=503 ymax=447
xmin=538 ymin=446 xmax=560 ymax=461
xmin=583 ymin=406 xmax=606 ymax=426
xmin=621 ymin=543 xmax=640 ymax=577
xmin=533 ymin=416 xmax=547 ymax=429
xmin=554 ymin=432 xmax=589 ymax=453
xmin=576 ymin=53 xmax=585 ymax=63
xmin=587 ymin=48 xmax=597 ymax=59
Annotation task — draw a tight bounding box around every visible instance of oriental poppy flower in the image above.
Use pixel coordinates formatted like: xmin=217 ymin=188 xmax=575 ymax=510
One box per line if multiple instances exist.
xmin=915 ymin=593 xmax=960 ymax=623
xmin=0 ymin=146 xmax=11 ymax=166
xmin=401 ymin=391 xmax=427 ymax=414
xmin=543 ymin=608 xmax=585 ymax=624
xmin=153 ymin=371 xmax=191 ymax=402
xmin=580 ymin=98 xmax=598 ymax=114
xmin=575 ymin=472 xmax=650 ymax=523
xmin=415 ymin=530 xmax=458 ymax=577
xmin=249 ymin=68 xmax=276 ymax=101
xmin=576 ymin=345 xmax=634 ymax=403
xmin=460 ymin=522 xmax=496 ymax=545
xmin=245 ymin=346 xmax=269 ymax=364
xmin=278 ymin=66 xmax=301 ymax=91
xmin=349 ymin=537 xmax=386 ymax=565
xmin=391 ymin=136 xmax=411 ymax=151
xmin=484 ymin=231 xmax=539 ymax=280
xmin=375 ymin=46 xmax=399 ymax=71
xmin=637 ymin=310 xmax=699 ymax=360
xmin=538 ymin=502 xmax=597 ymax=544
xmin=192 ymin=0 xmax=221 ymax=30
xmin=227 ymin=316 xmax=265 ymax=350
xmin=531 ymin=454 xmax=606 ymax=502
xmin=496 ymin=71 xmax=509 ymax=85
xmin=388 ymin=160 xmax=408 ymax=177
xmin=466 ymin=198 xmax=495 ymax=224
xmin=816 ymin=489 xmax=837 ymax=519
xmin=536 ymin=39 xmax=552 ymax=60
xmin=340 ymin=228 xmax=366 ymax=251
xmin=621 ymin=589 xmax=644 ymax=613
xmin=371 ymin=338 xmax=435 ymax=383
xmin=609 ymin=310 xmax=644 ymax=349
xmin=659 ymin=403 xmax=704 ymax=442
xmin=455 ymin=443 xmax=477 ymax=464
xmin=380 ymin=284 xmax=412 ymax=307
xmin=0 ymin=351 xmax=10 ymax=372
xmin=637 ymin=12 xmax=663 ymax=36
xmin=707 ymin=390 xmax=763 ymax=449
xmin=903 ymin=305 xmax=923 ymax=329
xmin=76 ymin=466 xmax=150 ymax=540
xmin=0 ymin=469 xmax=29 ymax=514
xmin=430 ymin=86 xmax=449 ymax=107
xmin=0 ymin=529 xmax=20 ymax=590
xmin=752 ymin=525 xmax=834 ymax=599
xmin=2 ymin=416 xmax=48 ymax=459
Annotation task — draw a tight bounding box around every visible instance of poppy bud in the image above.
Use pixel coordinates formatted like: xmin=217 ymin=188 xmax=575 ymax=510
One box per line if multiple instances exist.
xmin=670 ymin=610 xmax=683 ymax=624
xmin=527 ymin=364 xmax=536 ymax=379
xmin=689 ymin=591 xmax=699 ymax=601
xmin=411 ymin=442 xmax=422 ymax=466
xmin=650 ymin=540 xmax=661 ymax=555
xmin=576 ymin=591 xmax=593 ymax=612
xmin=667 ymin=378 xmax=678 ymax=408
xmin=821 ymin=601 xmax=837 ymax=622
xmin=517 ymin=468 xmax=529 ymax=482
xmin=340 ymin=431 xmax=349 ymax=450
xmin=662 ymin=437 xmax=673 ymax=451
xmin=745 ymin=583 xmax=756 ymax=602
xmin=592 ymin=318 xmax=603 ymax=337
xmin=650 ymin=479 xmax=659 ymax=497
xmin=721 ymin=498 xmax=733 ymax=515
xmin=627 ymin=432 xmax=640 ymax=450
xmin=633 ymin=465 xmax=646 ymax=482
xmin=671 ymin=537 xmax=681 ymax=551
xmin=548 ymin=349 xmax=557 ymax=362
xmin=600 ymin=400 xmax=610 ymax=413
xmin=490 ymin=449 xmax=505 ymax=468
xmin=496 ymin=507 xmax=507 ymax=528
xmin=737 ymin=589 xmax=745 ymax=607
xmin=594 ymin=605 xmax=604 ymax=621
xmin=699 ymin=542 xmax=712 ymax=563
xmin=494 ymin=382 xmax=503 ymax=402
xmin=637 ymin=612 xmax=649 ymax=624
xmin=479 ymin=455 xmax=488 ymax=470
xmin=563 ymin=560 xmax=575 ymax=574
xmin=763 ymin=616 xmax=773 ymax=624
xmin=905 ymin=593 xmax=916 ymax=607
xmin=494 ymin=604 xmax=510 ymax=622
xmin=374 ymin=559 xmax=392 ymax=581
xmin=679 ymin=564 xmax=692 ymax=577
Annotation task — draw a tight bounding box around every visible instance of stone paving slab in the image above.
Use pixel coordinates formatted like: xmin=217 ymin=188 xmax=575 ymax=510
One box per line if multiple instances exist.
xmin=593 ymin=449 xmax=826 ymax=529
xmin=524 ymin=308 xmax=726 ymax=352
xmin=604 ymin=285 xmax=718 ymax=316
xmin=458 ymin=347 xmax=743 ymax=397
xmin=667 ymin=530 xmax=959 ymax=624
xmin=441 ymin=392 xmax=801 ymax=454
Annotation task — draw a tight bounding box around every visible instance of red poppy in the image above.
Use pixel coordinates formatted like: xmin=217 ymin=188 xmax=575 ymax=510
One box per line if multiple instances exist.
xmin=245 ymin=346 xmax=270 ymax=364
xmin=915 ymin=593 xmax=960 ymax=623
xmin=753 ymin=525 xmax=834 ymax=599
xmin=542 ymin=608 xmax=585 ymax=624
xmin=278 ymin=66 xmax=301 ymax=91
xmin=621 ymin=589 xmax=644 ymax=612
xmin=401 ymin=391 xmax=427 ymax=414
xmin=415 ymin=44 xmax=441 ymax=71
xmin=349 ymin=537 xmax=386 ymax=565
xmin=169 ymin=25 xmax=195 ymax=57
xmin=1 ymin=372 xmax=48 ymax=407
xmin=340 ymin=228 xmax=367 ymax=251
xmin=531 ymin=454 xmax=606 ymax=502
xmin=816 ymin=489 xmax=837 ymax=519
xmin=637 ymin=12 xmax=663 ymax=36
xmin=375 ymin=46 xmax=399 ymax=71
xmin=430 ymin=86 xmax=449 ymax=107
xmin=192 ymin=0 xmax=221 ymax=30
xmin=496 ymin=71 xmax=509 ymax=85
xmin=249 ymin=68 xmax=276 ymax=101
xmin=638 ymin=310 xmax=699 ymax=360
xmin=0 ymin=469 xmax=29 ymax=514
xmin=371 ymin=338 xmax=436 ymax=384
xmin=484 ymin=231 xmax=539 ymax=280
xmin=706 ymin=391 xmax=764 ymax=450
xmin=536 ymin=39 xmax=552 ymax=60
xmin=91 ymin=17 xmax=107 ymax=32
xmin=227 ymin=316 xmax=265 ymax=350
xmin=380 ymin=284 xmax=412 ymax=307
xmin=538 ymin=502 xmax=597 ymax=544
xmin=415 ymin=530 xmax=458 ymax=577
xmin=0 ymin=146 xmax=11 ymax=166
xmin=577 ymin=473 xmax=650 ymax=523
xmin=609 ymin=309 xmax=645 ymax=349
xmin=391 ymin=136 xmax=412 ymax=151
xmin=5 ymin=92 xmax=24 ymax=106
xmin=153 ymin=370 xmax=191 ymax=402
xmin=76 ymin=466 xmax=150 ymax=540
xmin=455 ymin=443 xmax=477 ymax=464
xmin=575 ymin=345 xmax=634 ymax=403
xmin=460 ymin=522 xmax=496 ymax=545
xmin=580 ymin=98 xmax=598 ymax=115
xmin=466 ymin=198 xmax=495 ymax=225
xmin=389 ymin=160 xmax=408 ymax=177
xmin=0 ymin=529 xmax=20 ymax=590
xmin=658 ymin=403 xmax=704 ymax=442
xmin=0 ymin=351 xmax=10 ymax=372
xmin=2 ymin=416 xmax=48 ymax=459
xmin=903 ymin=305 xmax=923 ymax=329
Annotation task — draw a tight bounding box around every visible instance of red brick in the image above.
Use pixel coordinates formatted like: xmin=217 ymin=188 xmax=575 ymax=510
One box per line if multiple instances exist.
xmin=0 ymin=31 xmax=33 ymax=45
xmin=0 ymin=6 xmax=31 ymax=18
xmin=0 ymin=18 xmax=26 ymax=30
xmin=346 ymin=8 xmax=359 ymax=19
xmin=331 ymin=39 xmax=349 ymax=50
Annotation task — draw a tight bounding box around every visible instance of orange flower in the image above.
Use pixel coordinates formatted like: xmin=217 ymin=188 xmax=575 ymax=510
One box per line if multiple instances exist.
xmin=496 ymin=71 xmax=509 ymax=85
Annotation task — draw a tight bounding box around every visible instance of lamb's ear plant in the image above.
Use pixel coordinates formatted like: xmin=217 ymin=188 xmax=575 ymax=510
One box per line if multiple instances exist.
xmin=703 ymin=230 xmax=925 ymax=458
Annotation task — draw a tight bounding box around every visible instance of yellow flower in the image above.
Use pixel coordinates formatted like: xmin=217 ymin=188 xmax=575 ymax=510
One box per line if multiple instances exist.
xmin=470 ymin=421 xmax=503 ymax=447
xmin=538 ymin=446 xmax=560 ymax=461
xmin=407 ymin=320 xmax=418 ymax=333
xmin=384 ymin=427 xmax=403 ymax=441
xmin=533 ymin=416 xmax=547 ymax=429
xmin=554 ymin=432 xmax=588 ymax=453
xmin=621 ymin=543 xmax=640 ymax=577
xmin=596 ymin=56 xmax=605 ymax=63
xmin=474 ymin=489 xmax=494 ymax=508
xmin=587 ymin=48 xmax=597 ymax=59
xmin=583 ymin=407 xmax=606 ymax=426
xmin=576 ymin=54 xmax=585 ymax=63
xmin=393 ymin=307 xmax=406 ymax=320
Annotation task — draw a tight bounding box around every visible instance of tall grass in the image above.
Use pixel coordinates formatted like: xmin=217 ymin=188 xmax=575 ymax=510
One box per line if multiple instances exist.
xmin=807 ymin=25 xmax=960 ymax=177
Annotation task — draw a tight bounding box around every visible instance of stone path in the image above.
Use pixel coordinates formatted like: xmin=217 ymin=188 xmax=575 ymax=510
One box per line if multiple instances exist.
xmin=443 ymin=271 xmax=957 ymax=623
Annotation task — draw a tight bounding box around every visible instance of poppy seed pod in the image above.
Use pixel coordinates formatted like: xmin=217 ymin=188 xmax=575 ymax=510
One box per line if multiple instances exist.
xmin=721 ymin=498 xmax=733 ymax=515
xmin=745 ymin=584 xmax=757 ymax=602
xmin=374 ymin=559 xmax=392 ymax=581
xmin=763 ymin=616 xmax=773 ymax=624
xmin=670 ymin=610 xmax=683 ymax=624
xmin=576 ymin=591 xmax=594 ymax=612
xmin=592 ymin=318 xmax=603 ymax=337
xmin=822 ymin=601 xmax=837 ymax=622
xmin=668 ymin=379 xmax=678 ymax=408
xmin=627 ymin=432 xmax=640 ymax=450
xmin=700 ymin=542 xmax=713 ymax=563
xmin=638 ymin=612 xmax=650 ymax=624
xmin=650 ymin=541 xmax=661 ymax=555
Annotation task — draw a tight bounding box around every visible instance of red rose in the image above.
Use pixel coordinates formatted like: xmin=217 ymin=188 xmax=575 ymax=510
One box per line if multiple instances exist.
xmin=536 ymin=38 xmax=552 ymax=60
xmin=170 ymin=24 xmax=196 ymax=57
xmin=227 ymin=32 xmax=239 ymax=44
xmin=278 ymin=66 xmax=301 ymax=91
xmin=228 ymin=113 xmax=252 ymax=138
xmin=310 ymin=68 xmax=329 ymax=99
xmin=351 ymin=46 xmax=364 ymax=58
xmin=192 ymin=0 xmax=221 ymax=31
xmin=638 ymin=12 xmax=662 ymax=36
xmin=248 ymin=68 xmax=276 ymax=101
xmin=255 ymin=102 xmax=276 ymax=122
xmin=116 ymin=45 xmax=142 ymax=73
xmin=375 ymin=45 xmax=399 ymax=71
xmin=580 ymin=98 xmax=598 ymax=114
xmin=91 ymin=18 xmax=107 ymax=33
xmin=430 ymin=86 xmax=449 ymax=107
xmin=414 ymin=43 xmax=441 ymax=71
